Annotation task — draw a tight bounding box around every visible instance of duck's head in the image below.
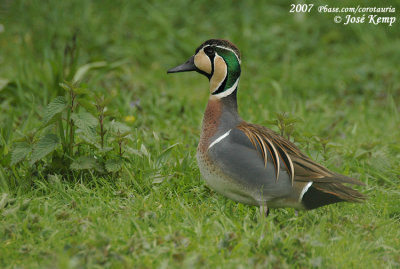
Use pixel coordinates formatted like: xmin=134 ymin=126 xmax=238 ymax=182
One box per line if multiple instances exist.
xmin=168 ymin=39 xmax=241 ymax=98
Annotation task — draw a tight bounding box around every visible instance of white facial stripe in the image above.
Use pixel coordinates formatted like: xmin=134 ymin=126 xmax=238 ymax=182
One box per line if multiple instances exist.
xmin=202 ymin=45 xmax=241 ymax=63
xmin=299 ymin=182 xmax=313 ymax=202
xmin=209 ymin=53 xmax=227 ymax=94
xmin=208 ymin=129 xmax=232 ymax=150
xmin=214 ymin=45 xmax=241 ymax=63
xmin=213 ymin=78 xmax=239 ymax=99
xmin=213 ymin=53 xmax=227 ymax=91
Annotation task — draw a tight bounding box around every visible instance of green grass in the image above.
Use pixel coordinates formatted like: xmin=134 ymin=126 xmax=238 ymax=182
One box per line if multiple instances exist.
xmin=1 ymin=0 xmax=400 ymax=267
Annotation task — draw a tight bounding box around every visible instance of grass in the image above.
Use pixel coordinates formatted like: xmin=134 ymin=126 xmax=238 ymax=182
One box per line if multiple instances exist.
xmin=1 ymin=0 xmax=400 ymax=267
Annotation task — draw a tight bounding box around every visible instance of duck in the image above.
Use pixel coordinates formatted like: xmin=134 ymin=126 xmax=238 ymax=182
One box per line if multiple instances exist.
xmin=167 ymin=39 xmax=366 ymax=215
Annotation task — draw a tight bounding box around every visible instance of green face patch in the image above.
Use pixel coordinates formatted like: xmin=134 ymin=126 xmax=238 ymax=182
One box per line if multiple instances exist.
xmin=215 ymin=47 xmax=241 ymax=90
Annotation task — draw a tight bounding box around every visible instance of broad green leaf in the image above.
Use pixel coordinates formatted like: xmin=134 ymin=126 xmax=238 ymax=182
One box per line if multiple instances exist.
xmin=284 ymin=117 xmax=303 ymax=124
xmin=29 ymin=134 xmax=59 ymax=165
xmin=43 ymin=96 xmax=67 ymax=124
xmin=73 ymin=87 xmax=91 ymax=96
xmin=78 ymin=99 xmax=97 ymax=115
xmin=70 ymin=156 xmax=97 ymax=170
xmin=0 ymin=78 xmax=9 ymax=91
xmin=105 ymin=159 xmax=122 ymax=173
xmin=125 ymin=146 xmax=143 ymax=157
xmin=98 ymin=146 xmax=113 ymax=153
xmin=48 ymin=174 xmax=62 ymax=184
xmin=73 ymin=61 xmax=107 ymax=83
xmin=71 ymin=111 xmax=98 ymax=138
xmin=11 ymin=142 xmax=32 ymax=165
xmin=103 ymin=110 xmax=119 ymax=117
xmin=98 ymin=96 xmax=113 ymax=107
xmin=79 ymin=134 xmax=100 ymax=147
xmin=109 ymin=121 xmax=131 ymax=134
xmin=114 ymin=131 xmax=130 ymax=138
xmin=59 ymin=82 xmax=72 ymax=92
xmin=70 ymin=156 xmax=104 ymax=173
xmin=265 ymin=119 xmax=278 ymax=125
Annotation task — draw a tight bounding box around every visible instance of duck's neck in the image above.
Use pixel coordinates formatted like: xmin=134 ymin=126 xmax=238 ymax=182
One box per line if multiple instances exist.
xmin=198 ymin=89 xmax=241 ymax=152
xmin=218 ymin=88 xmax=239 ymax=116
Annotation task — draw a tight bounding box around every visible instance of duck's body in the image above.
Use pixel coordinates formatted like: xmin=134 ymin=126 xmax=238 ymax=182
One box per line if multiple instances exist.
xmin=168 ymin=39 xmax=366 ymax=214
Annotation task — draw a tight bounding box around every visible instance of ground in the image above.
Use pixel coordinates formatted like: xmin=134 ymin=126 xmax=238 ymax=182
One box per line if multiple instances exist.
xmin=0 ymin=0 xmax=400 ymax=268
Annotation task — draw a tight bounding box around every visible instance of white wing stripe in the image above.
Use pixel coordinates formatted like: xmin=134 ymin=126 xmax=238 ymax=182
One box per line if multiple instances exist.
xmin=299 ymin=182 xmax=313 ymax=201
xmin=208 ymin=129 xmax=232 ymax=150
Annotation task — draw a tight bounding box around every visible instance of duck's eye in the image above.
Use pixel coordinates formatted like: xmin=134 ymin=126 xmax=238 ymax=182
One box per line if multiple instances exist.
xmin=204 ymin=46 xmax=214 ymax=56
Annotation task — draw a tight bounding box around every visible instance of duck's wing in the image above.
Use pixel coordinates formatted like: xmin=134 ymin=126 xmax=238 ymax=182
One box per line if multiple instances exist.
xmin=236 ymin=121 xmax=366 ymax=207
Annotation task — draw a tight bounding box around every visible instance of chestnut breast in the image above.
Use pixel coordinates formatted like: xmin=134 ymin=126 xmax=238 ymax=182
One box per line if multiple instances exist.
xmin=198 ymin=98 xmax=222 ymax=153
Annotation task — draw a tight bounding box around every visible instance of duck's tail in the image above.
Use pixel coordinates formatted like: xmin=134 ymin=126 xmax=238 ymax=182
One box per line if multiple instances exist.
xmin=301 ymin=175 xmax=367 ymax=210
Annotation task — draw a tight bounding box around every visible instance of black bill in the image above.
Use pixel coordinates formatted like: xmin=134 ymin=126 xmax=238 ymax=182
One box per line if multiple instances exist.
xmin=167 ymin=55 xmax=196 ymax=73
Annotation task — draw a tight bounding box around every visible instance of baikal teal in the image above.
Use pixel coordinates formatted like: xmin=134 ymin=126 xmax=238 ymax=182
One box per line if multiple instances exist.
xmin=168 ymin=38 xmax=366 ymax=216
